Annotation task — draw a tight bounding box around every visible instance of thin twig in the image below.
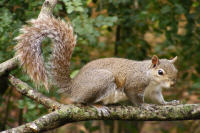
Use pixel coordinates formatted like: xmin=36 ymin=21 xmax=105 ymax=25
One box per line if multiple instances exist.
xmin=8 ymin=75 xmax=62 ymax=110
xmin=1 ymin=88 xmax=12 ymax=131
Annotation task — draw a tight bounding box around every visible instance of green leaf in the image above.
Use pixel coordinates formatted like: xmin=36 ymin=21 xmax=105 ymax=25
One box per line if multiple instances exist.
xmin=192 ymin=82 xmax=200 ymax=89
xmin=18 ymin=100 xmax=25 ymax=109
xmin=27 ymin=102 xmax=36 ymax=110
xmin=67 ymin=6 xmax=74 ymax=14
xmin=174 ymin=4 xmax=185 ymax=14
xmin=76 ymin=7 xmax=84 ymax=12
xmin=73 ymin=0 xmax=82 ymax=6
xmin=70 ymin=70 xmax=80 ymax=78
xmin=192 ymin=1 xmax=199 ymax=7
xmin=161 ymin=5 xmax=171 ymax=14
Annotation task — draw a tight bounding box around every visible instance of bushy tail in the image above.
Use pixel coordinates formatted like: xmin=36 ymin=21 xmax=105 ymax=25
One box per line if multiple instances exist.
xmin=15 ymin=16 xmax=76 ymax=90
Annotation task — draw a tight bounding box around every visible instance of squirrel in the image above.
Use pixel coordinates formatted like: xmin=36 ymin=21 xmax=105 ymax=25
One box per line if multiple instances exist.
xmin=15 ymin=16 xmax=179 ymax=112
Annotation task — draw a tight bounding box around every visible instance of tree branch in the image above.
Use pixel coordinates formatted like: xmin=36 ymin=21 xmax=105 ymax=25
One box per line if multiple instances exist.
xmin=38 ymin=0 xmax=57 ymax=19
xmin=2 ymin=101 xmax=200 ymax=132
xmin=9 ymin=75 xmax=62 ymax=110
xmin=0 ymin=57 xmax=18 ymax=77
xmin=4 ymin=76 xmax=200 ymax=133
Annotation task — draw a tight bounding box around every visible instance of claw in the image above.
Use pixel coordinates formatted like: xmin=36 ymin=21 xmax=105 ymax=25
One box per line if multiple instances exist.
xmin=165 ymin=100 xmax=180 ymax=105
xmin=93 ymin=105 xmax=110 ymax=116
xmin=140 ymin=103 xmax=155 ymax=111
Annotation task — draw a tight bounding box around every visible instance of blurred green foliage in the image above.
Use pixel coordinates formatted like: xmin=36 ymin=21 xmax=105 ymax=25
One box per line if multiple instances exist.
xmin=1 ymin=0 xmax=200 ymax=132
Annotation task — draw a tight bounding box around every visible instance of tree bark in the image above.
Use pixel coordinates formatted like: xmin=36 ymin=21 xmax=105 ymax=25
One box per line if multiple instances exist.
xmin=2 ymin=100 xmax=200 ymax=132
xmin=0 ymin=57 xmax=18 ymax=77
xmin=9 ymin=75 xmax=62 ymax=110
xmin=1 ymin=75 xmax=200 ymax=133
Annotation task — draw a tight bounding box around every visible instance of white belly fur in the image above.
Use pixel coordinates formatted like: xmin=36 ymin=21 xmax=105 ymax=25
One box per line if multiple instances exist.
xmin=100 ymin=89 xmax=128 ymax=105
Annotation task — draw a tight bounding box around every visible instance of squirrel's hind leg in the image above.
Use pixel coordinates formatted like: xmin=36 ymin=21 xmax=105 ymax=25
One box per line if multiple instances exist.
xmin=70 ymin=69 xmax=117 ymax=104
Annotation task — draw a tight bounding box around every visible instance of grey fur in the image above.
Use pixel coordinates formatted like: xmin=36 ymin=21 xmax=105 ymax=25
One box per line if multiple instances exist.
xmin=62 ymin=57 xmax=179 ymax=106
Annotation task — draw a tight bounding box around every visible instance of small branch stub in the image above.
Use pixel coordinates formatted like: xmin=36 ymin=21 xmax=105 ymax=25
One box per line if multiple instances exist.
xmin=0 ymin=57 xmax=18 ymax=77
xmin=38 ymin=0 xmax=58 ymax=19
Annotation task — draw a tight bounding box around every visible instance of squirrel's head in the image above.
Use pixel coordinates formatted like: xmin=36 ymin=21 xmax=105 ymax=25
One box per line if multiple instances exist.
xmin=147 ymin=55 xmax=178 ymax=88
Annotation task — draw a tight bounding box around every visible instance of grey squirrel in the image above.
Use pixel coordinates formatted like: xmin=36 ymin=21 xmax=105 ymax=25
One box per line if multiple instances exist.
xmin=15 ymin=16 xmax=179 ymax=109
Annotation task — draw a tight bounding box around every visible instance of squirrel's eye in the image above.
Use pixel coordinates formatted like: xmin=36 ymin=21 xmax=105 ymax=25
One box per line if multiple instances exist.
xmin=158 ymin=70 xmax=164 ymax=75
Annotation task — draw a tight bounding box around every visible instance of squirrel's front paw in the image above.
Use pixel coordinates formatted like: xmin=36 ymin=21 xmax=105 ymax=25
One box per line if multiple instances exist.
xmin=165 ymin=100 xmax=180 ymax=105
xmin=140 ymin=103 xmax=155 ymax=111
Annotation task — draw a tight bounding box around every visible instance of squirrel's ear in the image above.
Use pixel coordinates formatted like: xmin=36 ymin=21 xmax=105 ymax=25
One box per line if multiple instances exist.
xmin=151 ymin=55 xmax=159 ymax=68
xmin=169 ymin=56 xmax=178 ymax=64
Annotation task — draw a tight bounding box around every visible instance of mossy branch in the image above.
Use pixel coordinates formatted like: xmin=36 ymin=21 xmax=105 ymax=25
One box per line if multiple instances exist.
xmin=1 ymin=75 xmax=200 ymax=132
xmin=4 ymin=104 xmax=200 ymax=133
xmin=9 ymin=75 xmax=62 ymax=110
xmin=2 ymin=76 xmax=200 ymax=132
